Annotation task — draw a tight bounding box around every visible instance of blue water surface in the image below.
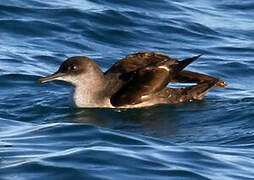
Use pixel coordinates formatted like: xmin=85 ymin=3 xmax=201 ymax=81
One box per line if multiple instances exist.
xmin=1 ymin=0 xmax=254 ymax=179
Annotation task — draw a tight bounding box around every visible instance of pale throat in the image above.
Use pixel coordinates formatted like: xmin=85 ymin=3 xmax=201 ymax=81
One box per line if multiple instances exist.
xmin=71 ymin=76 xmax=112 ymax=108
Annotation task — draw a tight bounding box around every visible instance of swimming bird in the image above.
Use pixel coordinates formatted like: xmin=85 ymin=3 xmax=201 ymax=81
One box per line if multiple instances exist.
xmin=38 ymin=52 xmax=226 ymax=108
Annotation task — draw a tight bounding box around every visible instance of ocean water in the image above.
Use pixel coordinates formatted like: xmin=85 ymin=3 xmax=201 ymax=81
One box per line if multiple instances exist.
xmin=1 ymin=0 xmax=254 ymax=179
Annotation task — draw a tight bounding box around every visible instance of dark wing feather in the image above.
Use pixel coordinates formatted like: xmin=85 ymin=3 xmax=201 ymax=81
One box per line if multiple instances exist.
xmin=105 ymin=52 xmax=175 ymax=74
xmin=110 ymin=66 xmax=170 ymax=106
xmin=107 ymin=52 xmax=203 ymax=107
xmin=104 ymin=52 xmax=177 ymax=98
xmin=171 ymin=71 xmax=227 ymax=88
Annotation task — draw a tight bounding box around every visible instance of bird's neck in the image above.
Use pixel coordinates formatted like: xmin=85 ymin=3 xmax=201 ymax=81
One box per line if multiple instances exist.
xmin=72 ymin=71 xmax=112 ymax=108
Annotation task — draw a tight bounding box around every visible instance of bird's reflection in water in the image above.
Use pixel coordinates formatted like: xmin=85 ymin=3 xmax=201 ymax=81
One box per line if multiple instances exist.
xmin=70 ymin=100 xmax=208 ymax=138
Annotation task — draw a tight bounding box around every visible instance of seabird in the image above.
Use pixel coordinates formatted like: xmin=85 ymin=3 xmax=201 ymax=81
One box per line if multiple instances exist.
xmin=38 ymin=52 xmax=227 ymax=108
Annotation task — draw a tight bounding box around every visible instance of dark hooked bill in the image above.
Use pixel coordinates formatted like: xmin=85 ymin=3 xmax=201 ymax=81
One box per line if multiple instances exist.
xmin=37 ymin=72 xmax=66 ymax=83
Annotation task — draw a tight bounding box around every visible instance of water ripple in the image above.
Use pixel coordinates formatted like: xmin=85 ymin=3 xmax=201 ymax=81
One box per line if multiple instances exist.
xmin=1 ymin=0 xmax=254 ymax=179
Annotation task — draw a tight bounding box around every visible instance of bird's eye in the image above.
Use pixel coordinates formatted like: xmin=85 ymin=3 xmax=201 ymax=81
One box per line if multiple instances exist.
xmin=69 ymin=65 xmax=77 ymax=71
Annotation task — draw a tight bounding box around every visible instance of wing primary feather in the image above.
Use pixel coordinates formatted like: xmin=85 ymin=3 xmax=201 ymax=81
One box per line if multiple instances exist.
xmin=176 ymin=54 xmax=202 ymax=72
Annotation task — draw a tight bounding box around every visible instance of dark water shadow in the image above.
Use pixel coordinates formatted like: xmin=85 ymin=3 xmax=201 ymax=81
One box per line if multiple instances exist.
xmin=67 ymin=101 xmax=209 ymax=138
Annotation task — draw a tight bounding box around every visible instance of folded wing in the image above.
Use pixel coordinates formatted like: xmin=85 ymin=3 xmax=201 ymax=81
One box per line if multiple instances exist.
xmin=110 ymin=53 xmax=201 ymax=107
